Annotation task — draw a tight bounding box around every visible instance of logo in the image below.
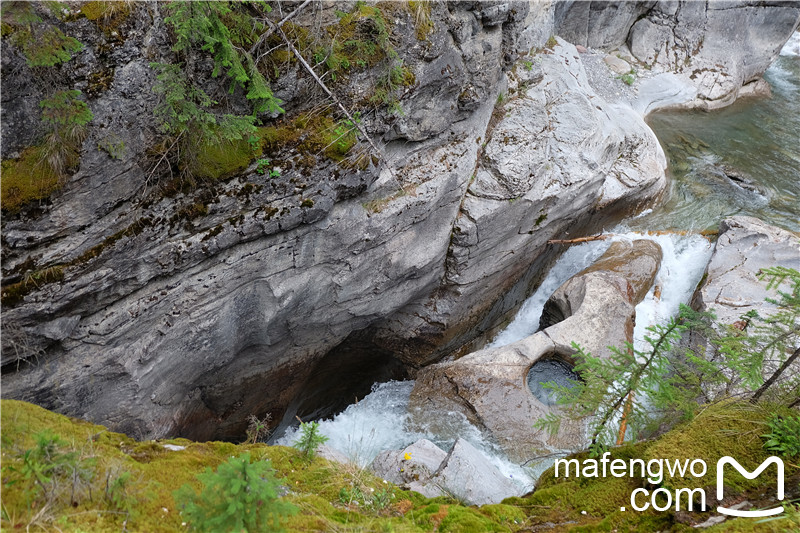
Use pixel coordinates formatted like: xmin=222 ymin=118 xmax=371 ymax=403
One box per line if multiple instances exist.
xmin=552 ymin=453 xmax=787 ymax=517
xmin=716 ymin=456 xmax=784 ymax=517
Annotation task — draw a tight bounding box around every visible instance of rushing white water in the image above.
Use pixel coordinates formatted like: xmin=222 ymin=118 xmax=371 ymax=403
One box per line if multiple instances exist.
xmin=277 ymin=380 xmax=537 ymax=492
xmin=488 ymin=229 xmax=714 ymax=348
xmin=487 ymin=241 xmax=610 ymax=348
xmin=626 ymin=232 xmax=714 ymax=352
xmin=780 ymin=31 xmax=800 ymax=57
xmin=276 ymin=229 xmax=714 ymax=493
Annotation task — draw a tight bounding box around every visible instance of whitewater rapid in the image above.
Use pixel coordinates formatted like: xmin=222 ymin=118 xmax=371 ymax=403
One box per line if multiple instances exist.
xmin=277 ymin=229 xmax=714 ymax=492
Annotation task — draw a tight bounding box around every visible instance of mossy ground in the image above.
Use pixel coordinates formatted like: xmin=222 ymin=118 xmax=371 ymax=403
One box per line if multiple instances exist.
xmin=1 ymin=145 xmax=62 ymax=214
xmin=1 ymin=400 xmax=797 ymax=532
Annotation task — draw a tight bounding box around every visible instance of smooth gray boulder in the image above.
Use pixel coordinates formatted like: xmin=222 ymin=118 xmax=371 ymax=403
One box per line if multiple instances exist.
xmin=371 ymin=438 xmax=520 ymax=505
xmin=417 ymin=438 xmax=519 ymax=505
xmin=692 ymin=217 xmax=800 ymax=328
xmin=542 ymin=239 xmax=663 ymax=356
xmin=371 ymin=439 xmax=447 ymax=486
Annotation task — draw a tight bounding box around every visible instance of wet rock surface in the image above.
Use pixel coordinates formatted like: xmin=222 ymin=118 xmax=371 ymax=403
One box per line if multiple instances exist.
xmin=692 ymin=216 xmax=800 ymax=327
xmin=408 ymin=239 xmax=663 ymax=462
xmin=371 ymin=438 xmax=519 ymax=505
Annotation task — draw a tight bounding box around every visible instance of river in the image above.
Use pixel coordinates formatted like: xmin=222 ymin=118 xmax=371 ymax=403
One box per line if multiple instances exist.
xmin=277 ymin=45 xmax=800 ymax=494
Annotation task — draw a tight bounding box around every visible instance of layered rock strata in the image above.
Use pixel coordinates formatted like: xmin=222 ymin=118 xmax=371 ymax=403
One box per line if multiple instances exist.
xmin=2 ymin=1 xmax=794 ymax=442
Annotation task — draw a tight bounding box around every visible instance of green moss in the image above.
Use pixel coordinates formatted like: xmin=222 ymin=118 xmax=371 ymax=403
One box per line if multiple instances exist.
xmin=1 ymin=21 xmax=15 ymax=37
xmin=80 ymin=0 xmax=130 ymax=30
xmin=173 ymin=202 xmax=209 ymax=222
xmin=644 ymin=402 xmax=777 ymax=492
xmin=259 ymin=112 xmax=358 ymax=163
xmin=18 ymin=25 xmax=82 ymax=67
xmin=87 ymin=68 xmax=115 ymax=97
xmin=0 ymin=265 xmax=64 ymax=307
xmin=300 ymin=198 xmax=314 ymax=208
xmin=407 ymin=0 xmax=434 ymax=41
xmin=2 ymin=399 xmax=794 ymax=533
xmin=437 ymin=506 xmax=506 ymax=532
xmin=191 ymin=136 xmax=256 ymax=181
xmin=1 ymin=145 xmax=62 ymax=214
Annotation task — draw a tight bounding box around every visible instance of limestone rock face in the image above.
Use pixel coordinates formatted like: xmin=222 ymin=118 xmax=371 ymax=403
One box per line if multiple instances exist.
xmin=554 ymin=1 xmax=655 ymax=50
xmin=554 ymin=0 xmax=800 ymax=110
xmin=691 ymin=217 xmax=800 ymax=328
xmin=366 ymin=38 xmax=667 ymax=368
xmin=408 ymin=239 xmax=663 ymax=462
xmin=628 ymin=1 xmax=800 ymax=109
xmin=0 ymin=2 xmax=562 ymax=442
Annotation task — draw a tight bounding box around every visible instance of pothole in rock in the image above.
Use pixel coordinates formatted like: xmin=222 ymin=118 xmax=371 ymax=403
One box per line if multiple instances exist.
xmin=527 ymin=358 xmax=580 ymax=406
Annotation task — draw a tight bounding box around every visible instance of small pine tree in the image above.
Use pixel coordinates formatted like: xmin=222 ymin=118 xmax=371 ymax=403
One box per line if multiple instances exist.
xmin=536 ymin=267 xmax=800 ymax=448
xmin=293 ymin=421 xmax=329 ymax=460
xmin=174 ymin=452 xmax=297 ymax=533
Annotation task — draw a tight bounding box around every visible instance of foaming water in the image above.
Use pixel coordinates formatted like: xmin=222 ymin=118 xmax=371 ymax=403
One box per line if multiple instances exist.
xmin=277 ymin=231 xmax=713 ymax=492
xmin=624 ymin=232 xmax=714 ymax=351
xmin=781 ymin=31 xmax=800 ymax=57
xmin=489 ymin=230 xmax=714 ymax=348
xmin=487 ymin=241 xmax=611 ymax=348
xmin=277 ymin=380 xmax=537 ymax=493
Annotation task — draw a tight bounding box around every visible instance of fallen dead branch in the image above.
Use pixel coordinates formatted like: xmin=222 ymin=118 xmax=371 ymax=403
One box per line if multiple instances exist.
xmin=547 ymin=228 xmax=718 ymax=245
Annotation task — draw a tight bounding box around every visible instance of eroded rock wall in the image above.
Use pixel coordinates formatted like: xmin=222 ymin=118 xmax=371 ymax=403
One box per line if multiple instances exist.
xmin=1 ymin=1 xmax=794 ymax=442
xmin=554 ymin=0 xmax=800 ymax=109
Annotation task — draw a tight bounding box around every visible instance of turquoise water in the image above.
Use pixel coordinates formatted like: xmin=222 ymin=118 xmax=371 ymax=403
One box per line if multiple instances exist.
xmin=636 ymin=55 xmax=800 ymax=233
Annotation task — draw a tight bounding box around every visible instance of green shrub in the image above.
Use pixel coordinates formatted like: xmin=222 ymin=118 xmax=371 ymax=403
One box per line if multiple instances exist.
xmin=37 ymin=90 xmax=93 ymax=181
xmin=150 ymin=62 xmax=259 ymax=179
xmin=174 ymin=452 xmax=297 ymax=533
xmin=293 ymin=421 xmax=328 ymax=460
xmin=763 ymin=413 xmax=800 ymax=457
xmin=40 ymin=90 xmax=93 ymax=130
xmin=163 ymin=1 xmax=282 ymax=115
xmin=6 ymin=431 xmax=96 ymax=510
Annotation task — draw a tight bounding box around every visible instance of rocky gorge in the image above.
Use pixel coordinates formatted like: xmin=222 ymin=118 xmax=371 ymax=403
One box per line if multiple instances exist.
xmin=2 ymin=0 xmax=800 ymax=515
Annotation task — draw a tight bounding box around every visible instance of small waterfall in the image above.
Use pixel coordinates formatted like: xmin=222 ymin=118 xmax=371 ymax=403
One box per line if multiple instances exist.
xmin=487 ymin=241 xmax=611 ymax=348
xmin=489 ymin=229 xmax=714 ymax=350
xmin=276 ymin=229 xmax=714 ymax=493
